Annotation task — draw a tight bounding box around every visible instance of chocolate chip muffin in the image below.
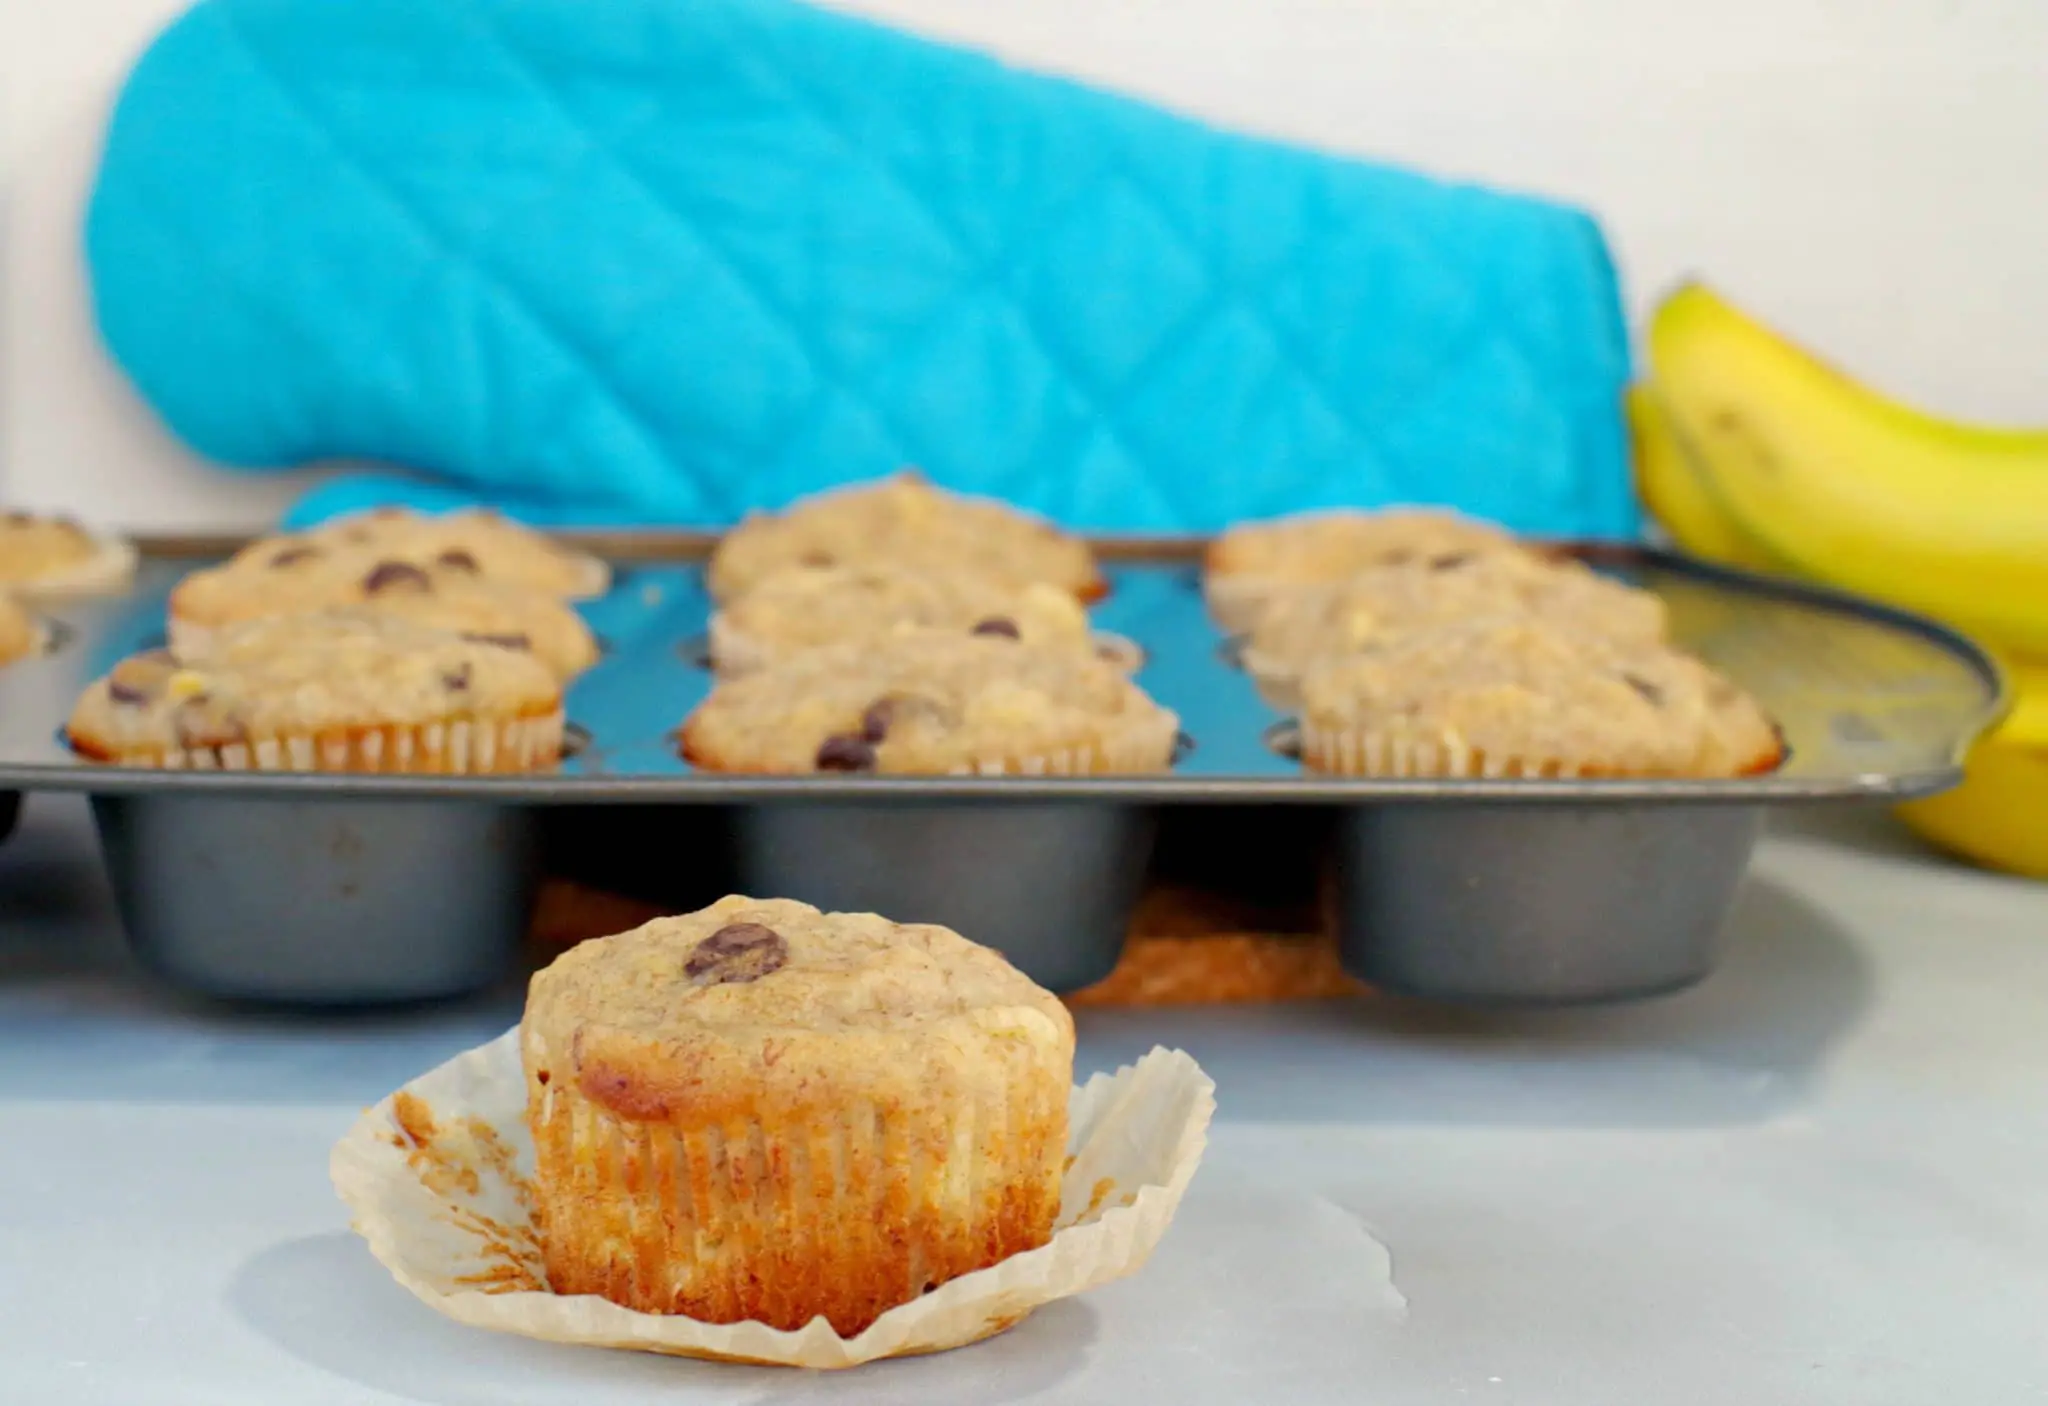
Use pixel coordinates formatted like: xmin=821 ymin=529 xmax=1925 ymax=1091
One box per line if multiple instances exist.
xmin=1240 ymin=549 xmax=1667 ymax=710
xmin=680 ymin=631 xmax=1180 ymax=775
xmin=1204 ymin=507 xmax=1515 ymax=633
xmin=169 ymin=546 xmax=600 ymax=681
xmin=522 ymin=895 xmax=1074 ymax=1337
xmin=0 ymin=593 xmax=41 ymax=665
xmin=1297 ymin=618 xmax=1781 ymax=779
xmin=708 ymin=561 xmax=1101 ymax=675
xmin=230 ymin=507 xmax=610 ymax=599
xmin=0 ymin=510 xmax=136 ymax=599
xmin=707 ymin=472 xmax=1104 ymax=604
xmin=67 ymin=610 xmax=565 ymax=773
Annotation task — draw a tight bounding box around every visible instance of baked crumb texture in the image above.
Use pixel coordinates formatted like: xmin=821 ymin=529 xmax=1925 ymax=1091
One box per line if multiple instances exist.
xmin=521 ymin=896 xmax=1075 ymax=1336
xmin=707 ymin=472 xmax=1104 ymax=604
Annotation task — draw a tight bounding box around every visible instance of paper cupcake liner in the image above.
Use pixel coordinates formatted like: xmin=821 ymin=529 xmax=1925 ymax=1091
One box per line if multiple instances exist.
xmin=527 ymin=1033 xmax=1067 ymax=1335
xmin=1300 ymin=722 xmax=1613 ymax=779
xmin=77 ymin=710 xmax=564 ymax=774
xmin=943 ymin=712 xmax=1181 ymax=776
xmin=331 ymin=1028 xmax=1214 ymax=1369
xmin=7 ymin=533 xmax=137 ymax=601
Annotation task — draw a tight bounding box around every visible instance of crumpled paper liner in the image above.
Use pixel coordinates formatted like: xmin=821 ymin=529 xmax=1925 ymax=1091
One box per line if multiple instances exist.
xmin=331 ymin=1029 xmax=1215 ymax=1368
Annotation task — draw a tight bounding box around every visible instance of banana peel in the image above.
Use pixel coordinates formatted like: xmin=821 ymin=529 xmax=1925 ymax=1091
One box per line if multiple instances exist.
xmin=1626 ymin=384 xmax=1780 ymax=571
xmin=1895 ymin=660 xmax=2048 ymax=879
xmin=1646 ymin=283 xmax=2048 ymax=656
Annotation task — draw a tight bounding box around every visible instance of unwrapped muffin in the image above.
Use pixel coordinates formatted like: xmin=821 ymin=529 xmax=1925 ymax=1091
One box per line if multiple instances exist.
xmin=1298 ymin=618 xmax=1781 ymax=779
xmin=231 ymin=507 xmax=610 ymax=600
xmin=170 ymin=546 xmax=600 ymax=681
xmin=1204 ymin=506 xmax=1515 ymax=633
xmin=708 ymin=561 xmax=1099 ymax=675
xmin=521 ymin=895 xmax=1075 ymax=1336
xmin=1240 ymin=549 xmax=1666 ymax=710
xmin=67 ymin=610 xmax=565 ymax=773
xmin=707 ymin=473 xmax=1104 ymax=603
xmin=680 ymin=632 xmax=1179 ymax=775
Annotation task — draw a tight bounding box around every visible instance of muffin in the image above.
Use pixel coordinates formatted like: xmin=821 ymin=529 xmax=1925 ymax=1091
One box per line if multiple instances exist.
xmin=229 ymin=507 xmax=610 ymax=600
xmin=1240 ymin=550 xmax=1667 ymax=710
xmin=67 ymin=610 xmax=564 ymax=772
xmin=680 ymin=632 xmax=1180 ymax=775
xmin=1204 ymin=507 xmax=1515 ymax=633
xmin=708 ymin=561 xmax=1102 ymax=676
xmin=0 ymin=594 xmax=41 ymax=665
xmin=169 ymin=546 xmax=600 ymax=681
xmin=707 ymin=472 xmax=1104 ymax=604
xmin=522 ymin=895 xmax=1075 ymax=1336
xmin=0 ymin=510 xmax=136 ymax=599
xmin=1297 ymin=618 xmax=1781 ymax=779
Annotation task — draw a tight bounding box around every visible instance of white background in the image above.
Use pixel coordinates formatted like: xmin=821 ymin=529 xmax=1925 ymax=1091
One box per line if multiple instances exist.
xmin=3 ymin=0 xmax=2045 ymax=530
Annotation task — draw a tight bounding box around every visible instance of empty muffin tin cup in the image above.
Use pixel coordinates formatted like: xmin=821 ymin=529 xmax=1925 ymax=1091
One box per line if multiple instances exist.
xmin=1331 ymin=801 xmax=1764 ymax=1005
xmin=734 ymin=801 xmax=1156 ymax=993
xmin=91 ymin=794 xmax=539 ymax=1004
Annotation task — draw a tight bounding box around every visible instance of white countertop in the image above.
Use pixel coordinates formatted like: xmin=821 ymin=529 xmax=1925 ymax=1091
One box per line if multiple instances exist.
xmin=3 ymin=793 xmax=2045 ymax=1404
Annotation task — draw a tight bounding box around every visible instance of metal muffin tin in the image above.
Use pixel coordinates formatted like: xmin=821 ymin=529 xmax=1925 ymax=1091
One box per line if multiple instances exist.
xmin=0 ymin=534 xmax=2004 ymax=1006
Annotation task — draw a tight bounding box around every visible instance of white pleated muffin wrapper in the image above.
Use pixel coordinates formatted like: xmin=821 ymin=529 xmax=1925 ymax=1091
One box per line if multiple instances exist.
xmin=331 ymin=1028 xmax=1216 ymax=1369
xmin=6 ymin=532 xmax=138 ymax=601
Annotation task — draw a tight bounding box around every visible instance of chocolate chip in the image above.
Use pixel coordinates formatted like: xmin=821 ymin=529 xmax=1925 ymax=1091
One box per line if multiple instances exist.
xmin=268 ymin=545 xmax=321 ymax=568
xmin=442 ymin=663 xmax=473 ymax=692
xmin=971 ymin=616 xmax=1021 ymax=639
xmin=815 ymin=733 xmax=877 ymax=772
xmin=859 ymin=698 xmax=896 ymax=743
xmin=461 ymin=631 xmax=531 ymax=651
xmin=106 ymin=653 xmax=175 ymax=705
xmin=436 ymin=548 xmax=480 ymax=572
xmin=362 ymin=560 xmax=433 ymax=595
xmin=1622 ymin=673 xmax=1666 ymax=707
xmin=3 ymin=509 xmax=33 ymax=526
xmin=1428 ymin=552 xmax=1474 ymax=571
xmin=799 ymin=550 xmax=836 ymax=568
xmin=684 ymin=922 xmax=789 ymax=985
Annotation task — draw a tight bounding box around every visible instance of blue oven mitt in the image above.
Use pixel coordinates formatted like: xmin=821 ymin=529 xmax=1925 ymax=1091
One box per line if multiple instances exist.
xmin=87 ymin=0 xmax=1634 ymax=536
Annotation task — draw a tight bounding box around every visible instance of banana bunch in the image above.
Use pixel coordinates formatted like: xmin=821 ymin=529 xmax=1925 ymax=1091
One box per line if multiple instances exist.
xmin=1635 ymin=283 xmax=2048 ymax=877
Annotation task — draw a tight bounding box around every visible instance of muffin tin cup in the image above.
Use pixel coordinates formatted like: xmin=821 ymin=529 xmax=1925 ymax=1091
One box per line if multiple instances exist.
xmin=735 ymin=801 xmax=1156 ymax=994
xmin=0 ymin=534 xmax=2005 ymax=1007
xmin=91 ymin=793 xmax=538 ymax=1004
xmin=1331 ymin=801 xmax=1763 ymax=1006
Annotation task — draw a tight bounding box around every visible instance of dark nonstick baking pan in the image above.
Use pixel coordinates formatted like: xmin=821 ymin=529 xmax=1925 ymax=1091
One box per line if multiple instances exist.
xmin=0 ymin=537 xmax=2004 ymax=1006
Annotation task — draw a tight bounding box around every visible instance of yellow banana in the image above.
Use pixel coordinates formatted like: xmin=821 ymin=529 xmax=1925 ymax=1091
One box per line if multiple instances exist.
xmin=1625 ymin=383 xmax=1780 ymax=571
xmin=1896 ymin=658 xmax=2048 ymax=878
xmin=1647 ymin=283 xmax=2048 ymax=655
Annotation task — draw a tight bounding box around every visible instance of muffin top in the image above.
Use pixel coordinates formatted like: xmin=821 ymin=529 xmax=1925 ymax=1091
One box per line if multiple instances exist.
xmin=681 ymin=631 xmax=1179 ymax=774
xmin=1299 ymin=618 xmax=1779 ymax=778
xmin=68 ymin=610 xmax=562 ymax=757
xmin=707 ymin=473 xmax=1103 ymax=603
xmin=1206 ymin=507 xmax=1515 ymax=592
xmin=0 ymin=594 xmax=38 ymax=664
xmin=0 ymin=511 xmax=99 ymax=581
xmin=709 ymin=561 xmax=1094 ymax=674
xmin=1243 ymin=549 xmax=1666 ymax=689
xmin=525 ymin=896 xmax=1074 ymax=1118
xmin=232 ymin=508 xmax=610 ymax=599
xmin=171 ymin=546 xmax=599 ymax=680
